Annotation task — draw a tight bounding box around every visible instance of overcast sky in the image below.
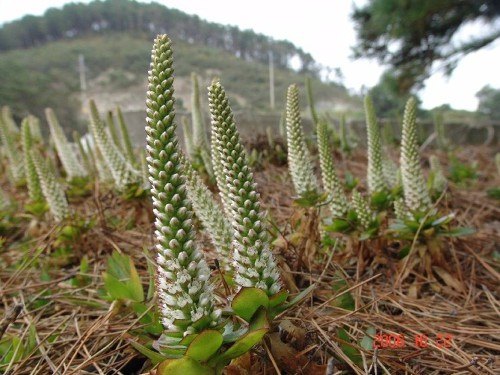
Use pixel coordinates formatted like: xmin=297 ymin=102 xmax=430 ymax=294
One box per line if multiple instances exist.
xmin=1 ymin=0 xmax=500 ymax=111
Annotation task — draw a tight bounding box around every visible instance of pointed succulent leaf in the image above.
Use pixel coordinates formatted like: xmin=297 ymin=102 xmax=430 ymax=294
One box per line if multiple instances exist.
xmin=185 ymin=330 xmax=223 ymax=362
xmin=231 ymin=287 xmax=269 ymax=322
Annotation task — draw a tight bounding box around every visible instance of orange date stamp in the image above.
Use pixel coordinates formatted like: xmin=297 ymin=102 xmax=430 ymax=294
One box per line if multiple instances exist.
xmin=374 ymin=333 xmax=453 ymax=349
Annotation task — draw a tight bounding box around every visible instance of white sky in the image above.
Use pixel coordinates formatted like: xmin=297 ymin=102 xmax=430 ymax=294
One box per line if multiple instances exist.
xmin=1 ymin=0 xmax=500 ymax=111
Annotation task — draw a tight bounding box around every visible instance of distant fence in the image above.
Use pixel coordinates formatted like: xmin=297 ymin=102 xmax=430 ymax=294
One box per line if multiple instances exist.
xmin=121 ymin=110 xmax=500 ymax=147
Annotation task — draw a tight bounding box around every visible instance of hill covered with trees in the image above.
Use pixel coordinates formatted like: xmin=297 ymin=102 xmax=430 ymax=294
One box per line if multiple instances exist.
xmin=0 ymin=0 xmax=357 ymax=131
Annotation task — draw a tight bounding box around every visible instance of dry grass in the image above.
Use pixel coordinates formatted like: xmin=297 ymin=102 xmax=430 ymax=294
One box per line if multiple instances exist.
xmin=0 ymin=145 xmax=498 ymax=374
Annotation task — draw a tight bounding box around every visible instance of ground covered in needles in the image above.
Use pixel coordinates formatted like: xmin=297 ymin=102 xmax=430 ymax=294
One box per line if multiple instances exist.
xmin=0 ymin=144 xmax=498 ymax=374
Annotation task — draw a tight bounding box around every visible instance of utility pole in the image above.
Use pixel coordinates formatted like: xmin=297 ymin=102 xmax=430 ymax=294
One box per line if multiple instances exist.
xmin=268 ymin=50 xmax=275 ymax=110
xmin=78 ymin=54 xmax=87 ymax=113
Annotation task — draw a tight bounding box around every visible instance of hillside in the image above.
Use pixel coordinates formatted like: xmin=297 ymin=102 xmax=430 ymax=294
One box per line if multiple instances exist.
xmin=0 ymin=0 xmax=360 ymax=134
xmin=0 ymin=32 xmax=358 ymax=134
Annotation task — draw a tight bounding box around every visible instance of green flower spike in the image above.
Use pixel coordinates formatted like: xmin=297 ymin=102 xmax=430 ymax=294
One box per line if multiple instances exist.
xmin=1 ymin=106 xmax=19 ymax=134
xmin=21 ymin=118 xmax=43 ymax=203
xmin=31 ymin=149 xmax=70 ymax=222
xmin=383 ymin=157 xmax=399 ymax=190
xmin=191 ymin=72 xmax=209 ymax=150
xmin=400 ymin=97 xmax=432 ymax=213
xmin=429 ymin=155 xmax=446 ymax=194
xmin=352 ymin=190 xmax=372 ymax=230
xmin=285 ymin=84 xmax=318 ymax=196
xmin=0 ymin=110 xmax=24 ymax=184
xmin=393 ymin=198 xmax=410 ymax=221
xmin=210 ymin=107 xmax=231 ymax=215
xmin=181 ymin=116 xmax=194 ymax=159
xmin=209 ymin=80 xmax=281 ymax=295
xmin=117 ymin=107 xmax=137 ymax=165
xmin=88 ymin=100 xmax=140 ymax=190
xmin=45 ymin=108 xmax=87 ymax=179
xmin=182 ymin=154 xmax=234 ymax=273
xmin=146 ymin=34 xmax=218 ymax=333
xmin=317 ymin=120 xmax=348 ymax=217
xmin=364 ymin=95 xmax=387 ymax=194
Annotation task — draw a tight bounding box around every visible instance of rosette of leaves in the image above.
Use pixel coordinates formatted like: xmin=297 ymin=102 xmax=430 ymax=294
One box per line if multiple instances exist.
xmin=30 ymin=149 xmax=71 ymax=222
xmin=88 ymin=100 xmax=141 ymax=192
xmin=181 ymin=154 xmax=233 ymax=273
xmin=285 ymin=84 xmax=319 ymax=199
xmin=45 ymin=108 xmax=88 ymax=179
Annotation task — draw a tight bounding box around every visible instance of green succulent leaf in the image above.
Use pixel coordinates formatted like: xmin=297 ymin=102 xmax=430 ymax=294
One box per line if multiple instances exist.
xmin=231 ymin=288 xmax=269 ymax=322
xmin=130 ymin=340 xmax=168 ymax=364
xmin=271 ymin=284 xmax=315 ymax=317
xmin=185 ymin=330 xmax=223 ymax=362
xmin=157 ymin=357 xmax=214 ymax=375
xmin=268 ymin=290 xmax=289 ymax=308
xmin=438 ymin=227 xmax=475 ymax=237
xmin=211 ymin=328 xmax=269 ymax=367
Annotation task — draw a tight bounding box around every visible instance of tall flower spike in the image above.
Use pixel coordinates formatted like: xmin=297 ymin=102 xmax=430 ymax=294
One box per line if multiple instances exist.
xmin=106 ymin=110 xmax=122 ymax=150
xmin=88 ymin=100 xmax=140 ymax=190
xmin=383 ymin=157 xmax=399 ymax=189
xmin=22 ymin=118 xmax=43 ymax=203
xmin=181 ymin=116 xmax=194 ymax=159
xmin=73 ymin=131 xmax=93 ymax=176
xmin=2 ymin=106 xmax=19 ymax=134
xmin=317 ymin=120 xmax=348 ymax=217
xmin=429 ymin=155 xmax=446 ymax=194
xmin=31 ymin=149 xmax=70 ymax=222
xmin=191 ymin=72 xmax=209 ymax=150
xmin=364 ymin=96 xmax=387 ymax=194
xmin=210 ymin=109 xmax=231 ymax=214
xmin=0 ymin=111 xmax=24 ymax=184
xmin=400 ymin=97 xmax=432 ymax=213
xmin=394 ymin=198 xmax=411 ymax=221
xmin=181 ymin=154 xmax=233 ymax=272
xmin=209 ymin=80 xmax=281 ymax=295
xmin=146 ymin=34 xmax=216 ymax=333
xmin=352 ymin=190 xmax=372 ymax=230
xmin=285 ymin=84 xmax=318 ymax=196
xmin=45 ymin=108 xmax=87 ymax=179
xmin=117 ymin=107 xmax=136 ymax=164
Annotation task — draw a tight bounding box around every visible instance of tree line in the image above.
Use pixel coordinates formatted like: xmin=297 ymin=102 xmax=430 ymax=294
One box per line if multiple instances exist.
xmin=0 ymin=0 xmax=319 ymax=76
